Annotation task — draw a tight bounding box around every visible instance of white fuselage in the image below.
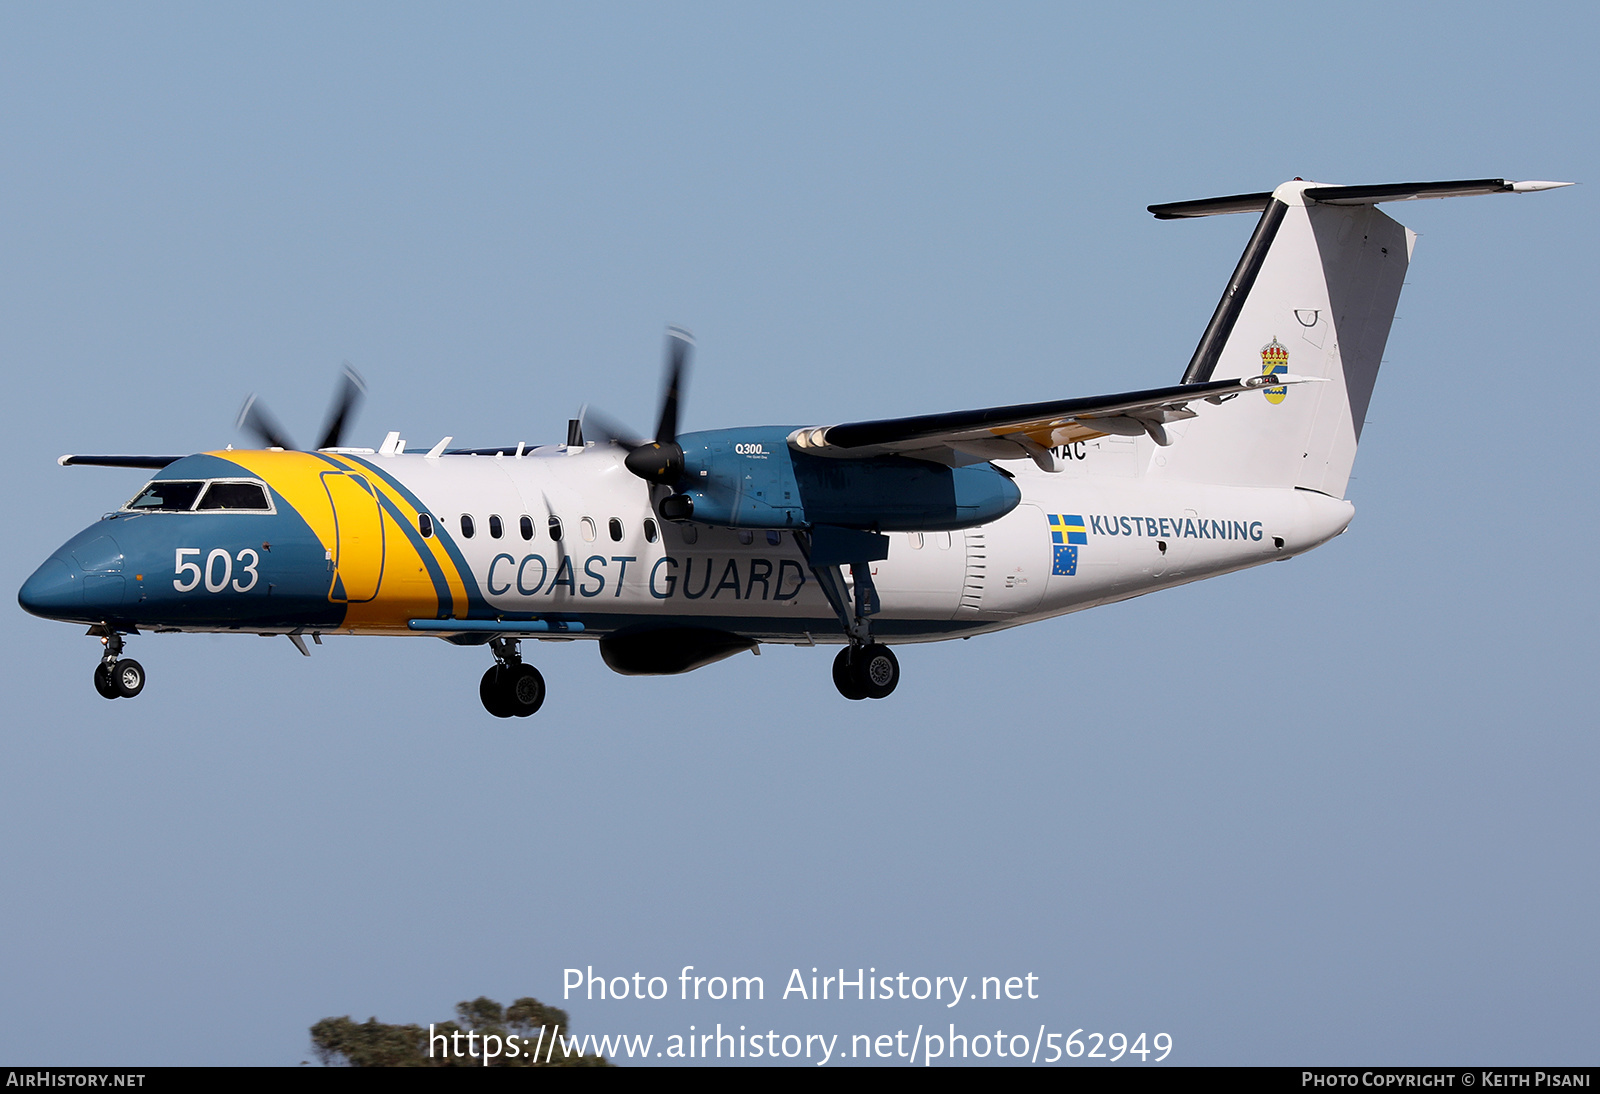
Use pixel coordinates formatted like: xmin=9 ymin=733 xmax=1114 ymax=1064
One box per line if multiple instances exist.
xmin=373 ymin=439 xmax=1353 ymax=645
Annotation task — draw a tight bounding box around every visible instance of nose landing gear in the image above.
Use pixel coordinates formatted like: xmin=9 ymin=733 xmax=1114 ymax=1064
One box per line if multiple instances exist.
xmin=91 ymin=631 xmax=144 ymax=699
xmin=479 ymin=637 xmax=545 ymax=718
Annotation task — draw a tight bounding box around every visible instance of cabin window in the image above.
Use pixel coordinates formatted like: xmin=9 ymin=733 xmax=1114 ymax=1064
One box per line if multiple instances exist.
xmin=908 ymin=532 xmax=924 ymax=549
xmin=936 ymin=531 xmax=952 ymax=549
xmin=737 ymin=530 xmax=754 ymax=545
xmin=580 ymin=517 xmax=597 ymax=542
xmin=548 ymin=516 xmax=563 ymax=542
xmin=520 ymin=515 xmax=534 ymax=541
xmin=419 ymin=513 xmax=434 ymax=538
xmin=767 ymin=530 xmax=782 ymax=546
xmin=643 ymin=518 xmax=658 ymax=543
xmin=126 ymin=481 xmax=204 ymax=512
xmin=460 ymin=514 xmax=475 ymax=539
xmin=488 ymin=514 xmax=504 ymax=539
xmin=196 ymin=481 xmax=270 ymax=511
xmin=608 ymin=517 xmax=623 ymax=542
xmin=680 ymin=523 xmax=698 ymax=545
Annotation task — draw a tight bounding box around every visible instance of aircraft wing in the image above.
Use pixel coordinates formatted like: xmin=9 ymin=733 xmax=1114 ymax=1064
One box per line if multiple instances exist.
xmin=58 ymin=455 xmax=185 ymax=469
xmin=789 ymin=373 xmax=1320 ymax=471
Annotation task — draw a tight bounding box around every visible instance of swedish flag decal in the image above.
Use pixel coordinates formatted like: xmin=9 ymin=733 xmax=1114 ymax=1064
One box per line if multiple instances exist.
xmin=1049 ymin=514 xmax=1086 ymax=576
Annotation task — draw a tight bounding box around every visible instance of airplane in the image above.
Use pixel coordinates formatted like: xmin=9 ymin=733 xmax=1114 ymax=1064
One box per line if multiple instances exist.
xmin=18 ymin=176 xmax=1569 ymax=716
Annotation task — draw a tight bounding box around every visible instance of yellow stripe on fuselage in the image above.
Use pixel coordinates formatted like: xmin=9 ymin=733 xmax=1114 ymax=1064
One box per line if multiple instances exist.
xmin=318 ymin=453 xmax=470 ymax=623
xmin=210 ymin=449 xmax=342 ymax=552
xmin=206 ymin=450 xmax=455 ymax=633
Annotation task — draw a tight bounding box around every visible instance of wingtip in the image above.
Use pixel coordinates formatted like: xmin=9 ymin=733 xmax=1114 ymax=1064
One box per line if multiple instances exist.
xmin=57 ymin=454 xmax=71 ymax=466
xmin=1511 ymin=180 xmax=1575 ymax=192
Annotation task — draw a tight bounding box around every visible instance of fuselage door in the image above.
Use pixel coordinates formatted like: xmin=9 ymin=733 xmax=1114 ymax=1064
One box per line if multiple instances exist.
xmin=321 ymin=471 xmax=385 ymax=602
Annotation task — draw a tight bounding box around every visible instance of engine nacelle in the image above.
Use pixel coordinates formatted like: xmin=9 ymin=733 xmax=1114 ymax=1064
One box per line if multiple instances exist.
xmin=674 ymin=427 xmax=1020 ymax=531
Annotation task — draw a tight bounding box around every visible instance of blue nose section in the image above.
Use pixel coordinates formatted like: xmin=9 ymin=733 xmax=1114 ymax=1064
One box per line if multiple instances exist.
xmin=19 ymin=556 xmax=84 ymax=618
xmin=20 ymin=533 xmax=126 ymax=621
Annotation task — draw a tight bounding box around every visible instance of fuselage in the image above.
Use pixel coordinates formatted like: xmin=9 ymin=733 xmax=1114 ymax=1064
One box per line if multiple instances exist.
xmin=18 ymin=434 xmax=1355 ymax=647
xmin=23 ymin=176 xmax=1561 ymax=706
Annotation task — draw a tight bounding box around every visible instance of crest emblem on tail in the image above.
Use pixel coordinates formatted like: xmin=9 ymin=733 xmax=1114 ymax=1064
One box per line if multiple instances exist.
xmin=1260 ymin=338 xmax=1289 ymax=404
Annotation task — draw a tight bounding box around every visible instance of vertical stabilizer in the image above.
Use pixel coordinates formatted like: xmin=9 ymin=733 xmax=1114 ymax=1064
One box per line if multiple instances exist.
xmin=1154 ymin=180 xmax=1414 ymax=497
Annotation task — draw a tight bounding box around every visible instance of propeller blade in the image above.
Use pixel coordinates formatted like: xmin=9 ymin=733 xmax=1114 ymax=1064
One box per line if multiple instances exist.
xmin=539 ymin=490 xmax=568 ymax=559
xmin=655 ymin=326 xmax=693 ymax=444
xmin=620 ymin=327 xmax=693 ymax=484
xmin=316 ymin=364 xmax=367 ymax=450
xmin=236 ymin=394 xmax=297 ymax=451
xmin=579 ymin=404 xmax=649 ymax=450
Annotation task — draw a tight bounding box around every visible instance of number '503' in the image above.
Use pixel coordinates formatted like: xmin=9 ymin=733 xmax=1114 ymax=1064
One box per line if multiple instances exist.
xmin=174 ymin=548 xmax=260 ymax=593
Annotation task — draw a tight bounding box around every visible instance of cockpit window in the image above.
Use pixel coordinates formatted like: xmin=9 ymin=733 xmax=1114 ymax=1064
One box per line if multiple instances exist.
xmin=126 ymin=481 xmax=204 ymax=512
xmin=196 ymin=481 xmax=270 ymax=511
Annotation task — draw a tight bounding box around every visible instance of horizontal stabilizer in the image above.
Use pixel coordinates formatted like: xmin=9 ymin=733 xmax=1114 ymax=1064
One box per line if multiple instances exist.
xmin=1150 ymin=178 xmax=1572 ymax=219
xmin=58 ymin=455 xmax=184 ymax=469
xmin=1149 ymin=191 xmax=1276 ymax=219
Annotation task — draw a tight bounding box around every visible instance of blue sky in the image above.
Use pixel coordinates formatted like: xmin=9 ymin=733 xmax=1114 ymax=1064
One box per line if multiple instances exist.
xmin=2 ymin=2 xmax=1595 ymax=1066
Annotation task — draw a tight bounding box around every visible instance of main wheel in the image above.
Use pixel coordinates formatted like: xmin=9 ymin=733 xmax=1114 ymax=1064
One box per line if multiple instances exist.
xmin=112 ymin=659 xmax=145 ymax=698
xmin=505 ymin=664 xmax=546 ymax=717
xmin=93 ymin=663 xmax=119 ymax=700
xmin=855 ymin=644 xmax=899 ymax=699
xmin=479 ymin=666 xmax=514 ymax=718
xmin=832 ymin=647 xmax=867 ymax=700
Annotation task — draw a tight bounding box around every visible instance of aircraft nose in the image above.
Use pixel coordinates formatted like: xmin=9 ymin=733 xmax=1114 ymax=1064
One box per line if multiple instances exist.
xmin=18 ymin=556 xmax=84 ymax=618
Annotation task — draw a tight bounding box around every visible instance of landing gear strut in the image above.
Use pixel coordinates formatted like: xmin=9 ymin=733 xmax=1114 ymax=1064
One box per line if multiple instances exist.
xmin=479 ymin=637 xmax=545 ymax=718
xmin=91 ymin=631 xmax=144 ymax=699
xmin=796 ymin=529 xmax=902 ymax=702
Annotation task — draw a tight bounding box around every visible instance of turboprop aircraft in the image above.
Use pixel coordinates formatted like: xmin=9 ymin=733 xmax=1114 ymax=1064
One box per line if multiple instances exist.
xmin=19 ymin=177 xmax=1569 ymax=716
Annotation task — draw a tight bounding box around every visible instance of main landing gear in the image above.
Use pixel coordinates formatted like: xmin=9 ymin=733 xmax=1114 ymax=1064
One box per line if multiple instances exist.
xmin=797 ymin=531 xmax=904 ymax=702
xmin=480 ymin=637 xmax=545 ymax=718
xmin=91 ymin=631 xmax=145 ymax=700
xmin=832 ymin=643 xmax=900 ymax=701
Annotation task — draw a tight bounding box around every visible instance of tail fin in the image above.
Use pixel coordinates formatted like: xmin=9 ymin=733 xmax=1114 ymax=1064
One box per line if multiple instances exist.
xmin=1150 ymin=177 xmax=1568 ymax=498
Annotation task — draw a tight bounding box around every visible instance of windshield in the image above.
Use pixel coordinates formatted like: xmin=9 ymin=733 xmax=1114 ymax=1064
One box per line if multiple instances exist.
xmin=126 ymin=481 xmax=204 ymax=512
xmin=196 ymin=481 xmax=270 ymax=511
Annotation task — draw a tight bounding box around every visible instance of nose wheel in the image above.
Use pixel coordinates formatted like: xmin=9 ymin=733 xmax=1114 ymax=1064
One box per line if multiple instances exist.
xmin=93 ymin=662 xmax=118 ymax=699
xmin=91 ymin=631 xmax=145 ymax=699
xmin=832 ymin=643 xmax=899 ymax=700
xmin=480 ymin=637 xmax=546 ymax=718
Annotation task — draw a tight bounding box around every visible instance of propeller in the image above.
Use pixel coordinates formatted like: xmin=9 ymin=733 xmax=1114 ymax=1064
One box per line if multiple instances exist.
xmin=580 ymin=327 xmax=695 ymax=483
xmin=317 ymin=364 xmax=368 ymax=450
xmin=620 ymin=326 xmax=693 ymax=484
xmin=236 ymin=364 xmax=367 ymax=451
xmin=579 ymin=404 xmax=648 ymax=450
xmin=235 ymin=393 xmax=296 ymax=451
